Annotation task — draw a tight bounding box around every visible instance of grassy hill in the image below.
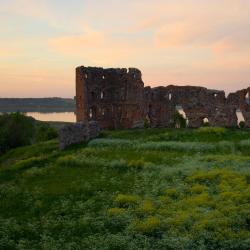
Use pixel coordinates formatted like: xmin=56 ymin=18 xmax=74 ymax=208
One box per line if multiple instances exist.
xmin=0 ymin=128 xmax=250 ymax=249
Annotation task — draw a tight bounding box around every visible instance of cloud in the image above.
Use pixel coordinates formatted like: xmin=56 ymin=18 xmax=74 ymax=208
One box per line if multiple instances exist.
xmin=0 ymin=0 xmax=51 ymax=20
xmin=0 ymin=64 xmax=74 ymax=97
xmin=154 ymin=22 xmax=198 ymax=48
xmin=48 ymin=27 xmax=140 ymax=65
xmin=50 ymin=28 xmax=105 ymax=50
xmin=0 ymin=48 xmax=19 ymax=57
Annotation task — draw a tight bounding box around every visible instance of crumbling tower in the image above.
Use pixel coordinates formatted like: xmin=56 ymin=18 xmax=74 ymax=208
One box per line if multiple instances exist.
xmin=76 ymin=66 xmax=145 ymax=129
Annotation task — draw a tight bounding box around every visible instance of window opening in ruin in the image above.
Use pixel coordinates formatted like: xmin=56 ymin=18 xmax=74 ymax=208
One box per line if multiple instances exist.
xmin=214 ymin=93 xmax=218 ymax=97
xmin=246 ymin=92 xmax=250 ymax=104
xmin=101 ymin=91 xmax=104 ymax=99
xmin=91 ymin=91 xmax=95 ymax=100
xmin=148 ymin=104 xmax=152 ymax=115
xmin=169 ymin=93 xmax=172 ymax=101
xmin=89 ymin=108 xmax=93 ymax=118
xmin=121 ymin=88 xmax=126 ymax=100
xmin=85 ymin=74 xmax=88 ymax=79
xmin=236 ymin=109 xmax=245 ymax=128
xmin=102 ymin=75 xmax=105 ymax=79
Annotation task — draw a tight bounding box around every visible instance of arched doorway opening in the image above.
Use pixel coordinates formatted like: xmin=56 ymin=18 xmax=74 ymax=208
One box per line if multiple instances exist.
xmin=202 ymin=117 xmax=210 ymax=127
xmin=174 ymin=106 xmax=188 ymax=128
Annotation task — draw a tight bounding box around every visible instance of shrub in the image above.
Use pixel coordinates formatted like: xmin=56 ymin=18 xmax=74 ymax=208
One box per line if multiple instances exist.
xmin=165 ymin=188 xmax=179 ymax=199
xmin=216 ymin=141 xmax=235 ymax=153
xmin=174 ymin=111 xmax=187 ymax=128
xmin=144 ymin=116 xmax=151 ymax=128
xmin=0 ymin=112 xmax=35 ymax=153
xmin=22 ymin=167 xmax=48 ymax=178
xmin=137 ymin=200 xmax=155 ymax=214
xmin=56 ymin=155 xmax=82 ymax=167
xmin=186 ymin=170 xmax=221 ymax=185
xmin=133 ymin=216 xmax=161 ymax=233
xmin=114 ymin=194 xmax=140 ymax=206
xmin=239 ymin=121 xmax=246 ymax=129
xmin=88 ymin=138 xmax=133 ymax=148
xmin=197 ymin=127 xmax=226 ymax=136
xmin=137 ymin=141 xmax=214 ymax=153
xmin=0 ymin=113 xmax=58 ymax=154
xmin=239 ymin=139 xmax=250 ymax=147
xmin=35 ymin=124 xmax=58 ymax=142
xmin=107 ymin=208 xmax=126 ymax=216
xmin=246 ymin=173 xmax=250 ymax=184
xmin=13 ymin=156 xmax=47 ymax=170
xmin=127 ymin=159 xmax=145 ymax=169
xmin=202 ymin=121 xmax=210 ymax=127
xmin=109 ymin=159 xmax=127 ymax=169
xmin=182 ymin=193 xmax=211 ymax=208
xmin=189 ymin=184 xmax=207 ymax=194
xmin=146 ymin=132 xmax=170 ymax=142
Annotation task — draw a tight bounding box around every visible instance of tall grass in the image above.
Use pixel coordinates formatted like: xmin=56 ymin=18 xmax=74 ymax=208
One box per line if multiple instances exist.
xmin=89 ymin=138 xmax=236 ymax=153
xmin=1 ymin=128 xmax=250 ymax=249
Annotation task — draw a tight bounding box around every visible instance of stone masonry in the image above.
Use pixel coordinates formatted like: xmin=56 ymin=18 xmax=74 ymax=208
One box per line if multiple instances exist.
xmin=59 ymin=121 xmax=100 ymax=150
xmin=76 ymin=66 xmax=250 ymax=129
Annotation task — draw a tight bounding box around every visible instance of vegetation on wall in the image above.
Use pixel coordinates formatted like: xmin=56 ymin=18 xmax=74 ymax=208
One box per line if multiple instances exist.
xmin=239 ymin=121 xmax=246 ymax=129
xmin=173 ymin=111 xmax=187 ymax=128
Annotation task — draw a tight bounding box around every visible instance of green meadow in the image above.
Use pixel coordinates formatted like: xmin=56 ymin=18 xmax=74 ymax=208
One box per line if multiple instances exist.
xmin=0 ymin=127 xmax=250 ymax=249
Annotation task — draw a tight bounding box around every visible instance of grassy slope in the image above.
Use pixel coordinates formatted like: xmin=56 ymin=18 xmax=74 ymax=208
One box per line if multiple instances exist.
xmin=0 ymin=128 xmax=250 ymax=249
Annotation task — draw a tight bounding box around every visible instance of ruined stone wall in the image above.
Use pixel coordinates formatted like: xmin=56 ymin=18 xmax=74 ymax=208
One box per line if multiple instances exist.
xmin=59 ymin=121 xmax=100 ymax=150
xmin=145 ymin=86 xmax=238 ymax=128
xmin=76 ymin=66 xmax=250 ymax=129
xmin=227 ymin=87 xmax=250 ymax=127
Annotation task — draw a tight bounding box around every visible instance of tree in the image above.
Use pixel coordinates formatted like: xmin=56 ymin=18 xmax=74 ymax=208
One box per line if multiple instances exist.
xmin=239 ymin=121 xmax=246 ymax=129
xmin=0 ymin=113 xmax=35 ymax=153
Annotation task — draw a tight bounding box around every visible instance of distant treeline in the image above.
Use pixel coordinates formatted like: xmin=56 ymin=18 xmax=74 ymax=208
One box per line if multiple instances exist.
xmin=0 ymin=98 xmax=76 ymax=112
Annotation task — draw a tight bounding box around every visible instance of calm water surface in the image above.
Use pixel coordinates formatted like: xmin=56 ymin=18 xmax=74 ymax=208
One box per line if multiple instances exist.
xmin=24 ymin=111 xmax=245 ymax=124
xmin=27 ymin=112 xmax=76 ymax=122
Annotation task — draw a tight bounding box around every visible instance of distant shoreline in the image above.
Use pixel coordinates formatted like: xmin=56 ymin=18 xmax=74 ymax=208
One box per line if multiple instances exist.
xmin=0 ymin=97 xmax=76 ymax=113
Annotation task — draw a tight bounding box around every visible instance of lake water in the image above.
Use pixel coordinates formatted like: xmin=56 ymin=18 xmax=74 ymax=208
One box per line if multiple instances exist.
xmin=24 ymin=110 xmax=245 ymax=124
xmin=27 ymin=112 xmax=76 ymax=122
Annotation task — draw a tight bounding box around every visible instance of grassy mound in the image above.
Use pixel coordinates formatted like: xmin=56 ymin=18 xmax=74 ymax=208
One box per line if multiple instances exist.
xmin=0 ymin=128 xmax=250 ymax=249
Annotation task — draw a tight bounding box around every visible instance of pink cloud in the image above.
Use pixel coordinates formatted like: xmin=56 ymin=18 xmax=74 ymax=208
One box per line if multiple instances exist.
xmin=48 ymin=27 xmax=139 ymax=65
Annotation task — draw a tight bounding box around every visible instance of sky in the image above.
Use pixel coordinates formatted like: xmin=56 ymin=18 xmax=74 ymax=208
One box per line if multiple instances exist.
xmin=1 ymin=0 xmax=250 ymax=97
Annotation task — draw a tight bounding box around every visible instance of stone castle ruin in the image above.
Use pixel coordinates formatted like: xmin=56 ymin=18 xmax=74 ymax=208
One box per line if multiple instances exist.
xmin=76 ymin=66 xmax=250 ymax=129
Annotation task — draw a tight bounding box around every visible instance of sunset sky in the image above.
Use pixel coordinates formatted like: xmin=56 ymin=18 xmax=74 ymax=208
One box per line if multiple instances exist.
xmin=1 ymin=0 xmax=250 ymax=97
